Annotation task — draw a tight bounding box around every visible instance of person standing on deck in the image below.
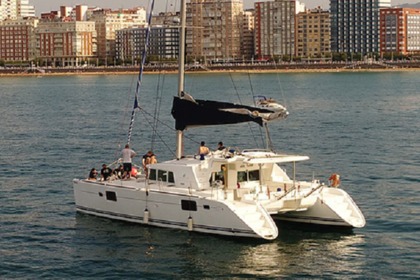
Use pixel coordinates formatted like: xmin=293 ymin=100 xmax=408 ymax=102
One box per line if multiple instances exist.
xmin=121 ymin=144 xmax=136 ymax=179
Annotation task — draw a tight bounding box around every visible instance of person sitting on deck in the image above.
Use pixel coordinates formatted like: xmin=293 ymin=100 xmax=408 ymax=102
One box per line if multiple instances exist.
xmin=100 ymin=164 xmax=113 ymax=181
xmin=142 ymin=151 xmax=157 ymax=178
xmin=198 ymin=141 xmax=210 ymax=160
xmin=88 ymin=168 xmax=98 ymax=181
xmin=113 ymin=165 xmax=124 ymax=180
xmin=217 ymin=141 xmax=226 ymax=151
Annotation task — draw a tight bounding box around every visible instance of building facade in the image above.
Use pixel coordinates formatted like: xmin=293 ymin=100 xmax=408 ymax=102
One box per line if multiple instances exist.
xmin=254 ymin=0 xmax=301 ymax=60
xmin=330 ymin=0 xmax=391 ymax=56
xmin=0 ymin=0 xmax=35 ymax=21
xmin=296 ymin=7 xmax=330 ymax=59
xmin=87 ymin=8 xmax=146 ymax=61
xmin=241 ymin=10 xmax=255 ymax=60
xmin=187 ymin=0 xmax=243 ymax=63
xmin=0 ymin=17 xmax=38 ymax=62
xmin=36 ymin=21 xmax=97 ymax=66
xmin=17 ymin=0 xmax=35 ymax=18
xmin=380 ymin=8 xmax=420 ymax=56
xmin=116 ymin=26 xmax=179 ymax=62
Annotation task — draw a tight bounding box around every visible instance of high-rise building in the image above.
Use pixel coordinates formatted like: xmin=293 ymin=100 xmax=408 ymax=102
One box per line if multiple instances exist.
xmin=187 ymin=0 xmax=243 ymax=63
xmin=241 ymin=9 xmax=255 ymax=60
xmin=0 ymin=17 xmax=38 ymax=62
xmin=380 ymin=8 xmax=420 ymax=56
xmin=330 ymin=0 xmax=391 ymax=56
xmin=296 ymin=7 xmax=330 ymax=59
xmin=0 ymin=0 xmax=35 ymax=21
xmin=116 ymin=26 xmax=179 ymax=62
xmin=88 ymin=8 xmax=147 ymax=61
xmin=17 ymin=0 xmax=35 ymax=18
xmin=254 ymin=0 xmax=302 ymax=60
xmin=36 ymin=21 xmax=97 ymax=66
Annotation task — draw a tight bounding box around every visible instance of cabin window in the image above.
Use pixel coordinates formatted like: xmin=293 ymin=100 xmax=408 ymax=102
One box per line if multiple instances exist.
xmin=149 ymin=169 xmax=175 ymax=184
xmin=149 ymin=169 xmax=157 ymax=180
xmin=168 ymin=171 xmax=175 ymax=183
xmin=158 ymin=170 xmax=167 ymax=182
xmin=237 ymin=171 xmax=247 ymax=182
xmin=106 ymin=191 xmax=117 ymax=201
xmin=248 ymin=170 xmax=260 ymax=181
xmin=181 ymin=200 xmax=197 ymax=211
xmin=210 ymin=171 xmax=224 ymax=184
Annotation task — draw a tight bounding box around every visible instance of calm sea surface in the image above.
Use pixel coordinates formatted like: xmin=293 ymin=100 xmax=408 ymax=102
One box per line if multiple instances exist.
xmin=0 ymin=71 xmax=419 ymax=279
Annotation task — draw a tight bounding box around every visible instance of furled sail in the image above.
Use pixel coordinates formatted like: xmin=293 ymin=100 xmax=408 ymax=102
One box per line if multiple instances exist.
xmin=171 ymin=93 xmax=288 ymax=131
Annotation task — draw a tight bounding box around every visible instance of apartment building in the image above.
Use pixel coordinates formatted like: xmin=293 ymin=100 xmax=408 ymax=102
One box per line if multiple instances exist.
xmin=254 ymin=0 xmax=303 ymax=60
xmin=0 ymin=17 xmax=38 ymax=62
xmin=330 ymin=0 xmax=391 ymax=55
xmin=36 ymin=21 xmax=97 ymax=66
xmin=187 ymin=0 xmax=243 ymax=63
xmin=116 ymin=26 xmax=179 ymax=62
xmin=88 ymin=8 xmax=147 ymax=61
xmin=380 ymin=7 xmax=420 ymax=56
xmin=0 ymin=0 xmax=35 ymax=21
xmin=17 ymin=0 xmax=35 ymax=18
xmin=295 ymin=7 xmax=330 ymax=59
xmin=242 ymin=10 xmax=255 ymax=60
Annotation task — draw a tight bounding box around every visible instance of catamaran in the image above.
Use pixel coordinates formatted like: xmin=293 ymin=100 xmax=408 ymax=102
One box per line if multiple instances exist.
xmin=73 ymin=0 xmax=365 ymax=240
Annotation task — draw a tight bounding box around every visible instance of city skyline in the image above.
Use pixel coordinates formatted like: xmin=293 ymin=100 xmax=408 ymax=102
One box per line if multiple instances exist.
xmin=29 ymin=0 xmax=420 ymax=15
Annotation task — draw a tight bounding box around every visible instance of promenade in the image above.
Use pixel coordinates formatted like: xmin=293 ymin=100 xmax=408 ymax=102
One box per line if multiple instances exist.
xmin=1 ymin=60 xmax=420 ymax=76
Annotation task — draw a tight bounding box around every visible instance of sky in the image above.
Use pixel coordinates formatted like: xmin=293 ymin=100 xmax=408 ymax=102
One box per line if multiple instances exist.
xmin=30 ymin=0 xmax=419 ymax=15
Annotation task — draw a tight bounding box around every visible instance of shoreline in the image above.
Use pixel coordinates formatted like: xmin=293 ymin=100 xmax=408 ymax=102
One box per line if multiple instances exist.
xmin=1 ymin=64 xmax=420 ymax=77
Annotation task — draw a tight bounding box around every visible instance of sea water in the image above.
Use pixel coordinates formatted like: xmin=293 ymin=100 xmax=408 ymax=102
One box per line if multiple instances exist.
xmin=0 ymin=72 xmax=419 ymax=278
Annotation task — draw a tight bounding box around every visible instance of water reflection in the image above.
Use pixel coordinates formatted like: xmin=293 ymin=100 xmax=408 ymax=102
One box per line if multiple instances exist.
xmin=72 ymin=214 xmax=366 ymax=278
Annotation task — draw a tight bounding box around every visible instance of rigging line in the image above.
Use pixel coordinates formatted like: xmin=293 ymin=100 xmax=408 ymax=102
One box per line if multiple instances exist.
xmin=139 ymin=106 xmax=201 ymax=147
xmin=247 ymin=72 xmax=266 ymax=148
xmin=114 ymin=73 xmax=138 ymax=160
xmin=127 ymin=0 xmax=155 ymax=145
xmin=228 ymin=72 xmax=260 ymax=148
xmin=151 ymin=69 xmax=165 ymax=151
xmin=139 ymin=108 xmax=177 ymax=158
xmin=272 ymin=60 xmax=288 ymax=109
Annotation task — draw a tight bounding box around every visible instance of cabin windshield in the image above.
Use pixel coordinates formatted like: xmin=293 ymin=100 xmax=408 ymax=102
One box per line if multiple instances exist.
xmin=237 ymin=170 xmax=260 ymax=182
xmin=149 ymin=169 xmax=175 ymax=183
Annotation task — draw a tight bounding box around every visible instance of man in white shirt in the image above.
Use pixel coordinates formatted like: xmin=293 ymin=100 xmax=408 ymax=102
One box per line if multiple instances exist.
xmin=121 ymin=144 xmax=136 ymax=179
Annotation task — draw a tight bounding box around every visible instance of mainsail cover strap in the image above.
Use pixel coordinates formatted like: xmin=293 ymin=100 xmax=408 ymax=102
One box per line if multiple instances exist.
xmin=127 ymin=0 xmax=155 ymax=145
xmin=171 ymin=96 xmax=277 ymax=131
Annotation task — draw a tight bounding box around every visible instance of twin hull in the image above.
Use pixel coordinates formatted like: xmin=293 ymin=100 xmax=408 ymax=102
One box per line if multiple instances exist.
xmin=73 ymin=179 xmax=365 ymax=240
xmin=73 ymin=179 xmax=277 ymax=239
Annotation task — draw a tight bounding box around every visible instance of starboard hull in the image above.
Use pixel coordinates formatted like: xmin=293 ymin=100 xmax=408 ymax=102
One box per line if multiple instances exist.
xmin=273 ymin=188 xmax=366 ymax=228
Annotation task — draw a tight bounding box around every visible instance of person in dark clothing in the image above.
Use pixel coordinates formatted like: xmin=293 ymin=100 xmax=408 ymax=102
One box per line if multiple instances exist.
xmin=100 ymin=164 xmax=113 ymax=181
xmin=88 ymin=168 xmax=98 ymax=181
xmin=217 ymin=141 xmax=226 ymax=151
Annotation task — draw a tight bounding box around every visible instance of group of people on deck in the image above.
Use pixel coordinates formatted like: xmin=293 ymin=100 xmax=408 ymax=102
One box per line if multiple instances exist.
xmin=87 ymin=144 xmax=157 ymax=181
xmin=88 ymin=141 xmax=225 ymax=180
xmin=198 ymin=141 xmax=225 ymax=160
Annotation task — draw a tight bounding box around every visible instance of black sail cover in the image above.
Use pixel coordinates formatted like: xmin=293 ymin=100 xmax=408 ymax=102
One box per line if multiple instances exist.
xmin=171 ymin=95 xmax=277 ymax=131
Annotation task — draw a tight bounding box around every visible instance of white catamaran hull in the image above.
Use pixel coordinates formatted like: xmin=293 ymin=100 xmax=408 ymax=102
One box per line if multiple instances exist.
xmin=274 ymin=188 xmax=366 ymax=228
xmin=73 ymin=179 xmax=278 ymax=240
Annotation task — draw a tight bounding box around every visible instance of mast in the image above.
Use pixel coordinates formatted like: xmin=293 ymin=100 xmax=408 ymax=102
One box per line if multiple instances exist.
xmin=176 ymin=0 xmax=187 ymax=160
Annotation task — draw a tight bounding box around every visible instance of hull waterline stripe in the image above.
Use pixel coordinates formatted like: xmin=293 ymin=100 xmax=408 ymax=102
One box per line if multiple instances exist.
xmin=76 ymin=206 xmax=256 ymax=235
xmin=275 ymin=215 xmax=350 ymax=225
